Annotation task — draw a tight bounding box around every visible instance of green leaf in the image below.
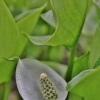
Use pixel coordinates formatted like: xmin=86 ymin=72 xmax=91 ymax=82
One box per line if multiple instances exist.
xmin=68 ymin=93 xmax=84 ymax=100
xmin=16 ymin=4 xmax=46 ymax=56
xmin=67 ymin=67 xmax=100 ymax=100
xmin=0 ymin=57 xmax=17 ymax=84
xmin=42 ymin=61 xmax=67 ymax=78
xmin=72 ymin=53 xmax=89 ymax=78
xmin=94 ymin=56 xmax=100 ymax=68
xmin=4 ymin=0 xmax=47 ymax=10
xmin=0 ymin=0 xmax=18 ymax=83
xmin=0 ymin=2 xmax=45 ymax=84
xmin=0 ymin=0 xmax=19 ymax=62
xmin=3 ymin=0 xmax=13 ymax=5
xmin=41 ymin=10 xmax=56 ymax=28
xmin=88 ymin=24 xmax=100 ymax=68
xmin=3 ymin=81 xmax=11 ymax=100
xmin=15 ymin=9 xmax=40 ymax=22
xmin=27 ymin=0 xmax=88 ymax=46
xmin=0 ymin=61 xmax=16 ymax=83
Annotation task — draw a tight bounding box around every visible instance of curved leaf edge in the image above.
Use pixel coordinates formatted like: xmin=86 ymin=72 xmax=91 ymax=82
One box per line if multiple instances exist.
xmin=66 ymin=67 xmax=100 ymax=91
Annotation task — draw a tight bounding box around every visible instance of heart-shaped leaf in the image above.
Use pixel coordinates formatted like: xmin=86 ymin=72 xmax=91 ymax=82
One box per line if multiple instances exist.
xmin=26 ymin=0 xmax=88 ymax=46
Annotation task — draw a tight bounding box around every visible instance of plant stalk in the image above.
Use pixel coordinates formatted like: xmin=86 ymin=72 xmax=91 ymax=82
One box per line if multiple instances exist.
xmin=0 ymin=84 xmax=5 ymax=100
xmin=3 ymin=81 xmax=11 ymax=100
xmin=65 ymin=44 xmax=77 ymax=82
xmin=65 ymin=44 xmax=77 ymax=100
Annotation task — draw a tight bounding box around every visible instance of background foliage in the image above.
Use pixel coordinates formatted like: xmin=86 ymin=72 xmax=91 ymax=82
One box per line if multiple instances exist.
xmin=0 ymin=0 xmax=100 ymax=100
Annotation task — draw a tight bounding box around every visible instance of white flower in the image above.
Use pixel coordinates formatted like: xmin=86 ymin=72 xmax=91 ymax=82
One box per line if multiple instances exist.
xmin=16 ymin=59 xmax=68 ymax=100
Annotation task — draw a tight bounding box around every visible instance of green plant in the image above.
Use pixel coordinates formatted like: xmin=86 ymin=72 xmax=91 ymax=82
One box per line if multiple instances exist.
xmin=0 ymin=0 xmax=100 ymax=100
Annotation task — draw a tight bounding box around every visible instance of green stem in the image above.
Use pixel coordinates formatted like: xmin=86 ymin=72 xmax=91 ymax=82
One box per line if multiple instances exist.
xmin=0 ymin=84 xmax=5 ymax=100
xmin=65 ymin=44 xmax=77 ymax=82
xmin=3 ymin=81 xmax=11 ymax=100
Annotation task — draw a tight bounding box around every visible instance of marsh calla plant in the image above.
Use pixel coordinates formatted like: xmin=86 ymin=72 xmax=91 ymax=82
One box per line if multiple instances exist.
xmin=16 ymin=59 xmax=68 ymax=100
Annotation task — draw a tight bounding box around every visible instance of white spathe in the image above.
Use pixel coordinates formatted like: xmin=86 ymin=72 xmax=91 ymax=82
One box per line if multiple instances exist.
xmin=16 ymin=59 xmax=68 ymax=100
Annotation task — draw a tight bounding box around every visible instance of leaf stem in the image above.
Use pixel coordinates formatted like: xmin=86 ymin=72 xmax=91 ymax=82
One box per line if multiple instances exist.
xmin=0 ymin=84 xmax=5 ymax=100
xmin=65 ymin=44 xmax=77 ymax=82
xmin=3 ymin=81 xmax=11 ymax=100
